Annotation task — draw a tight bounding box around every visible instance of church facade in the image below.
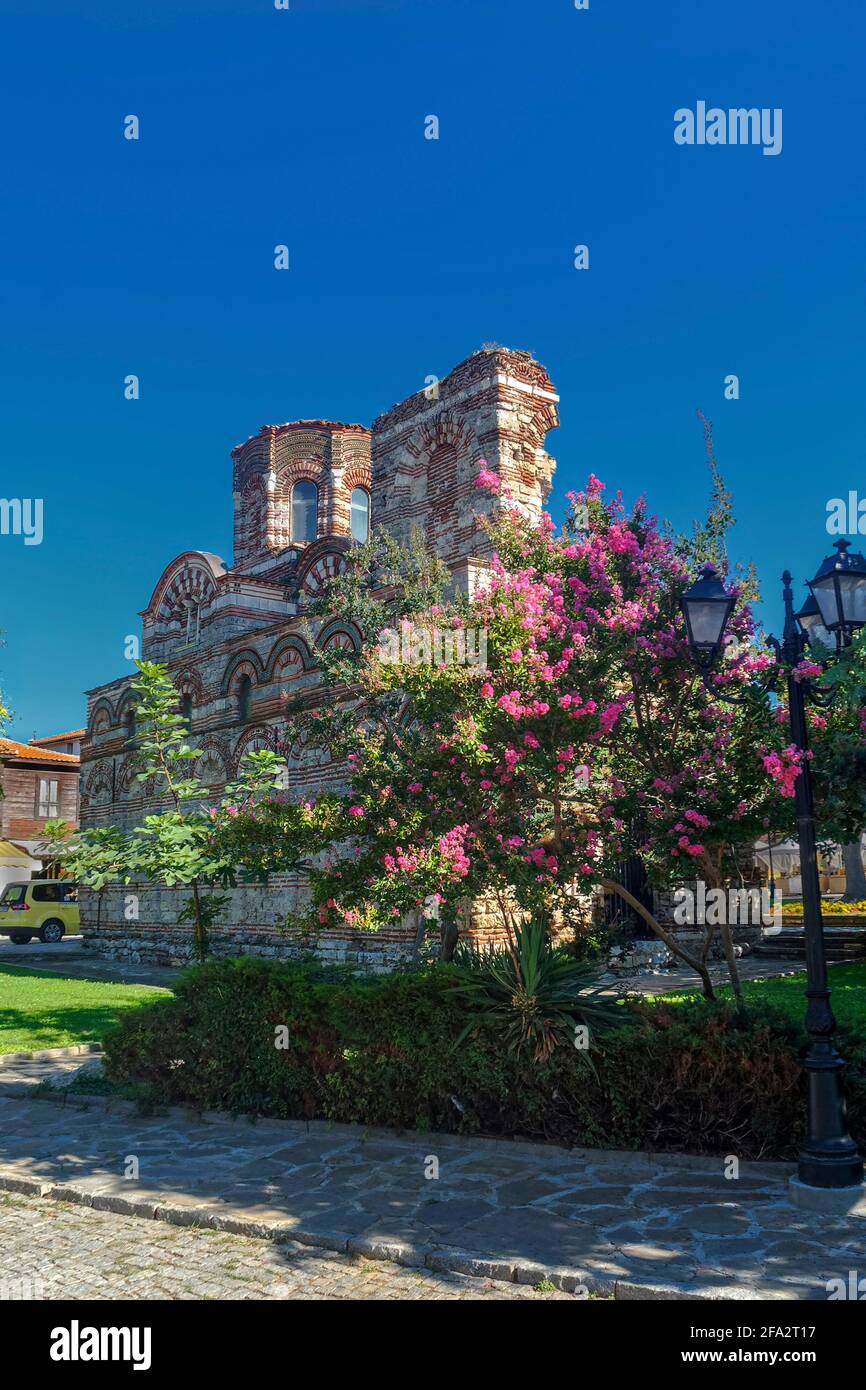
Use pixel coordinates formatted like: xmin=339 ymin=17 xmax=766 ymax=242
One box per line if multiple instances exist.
xmin=79 ymin=347 xmax=559 ymax=965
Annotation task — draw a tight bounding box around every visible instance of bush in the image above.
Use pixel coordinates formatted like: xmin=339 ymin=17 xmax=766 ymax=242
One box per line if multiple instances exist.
xmin=102 ymin=957 xmax=866 ymax=1161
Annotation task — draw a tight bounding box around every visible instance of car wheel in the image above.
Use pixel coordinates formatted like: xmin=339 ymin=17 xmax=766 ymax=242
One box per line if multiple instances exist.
xmin=9 ymin=932 xmax=33 ymax=944
xmin=38 ymin=920 xmax=65 ymax=944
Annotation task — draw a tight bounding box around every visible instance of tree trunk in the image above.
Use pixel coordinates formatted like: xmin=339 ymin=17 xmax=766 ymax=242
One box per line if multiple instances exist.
xmin=600 ymin=879 xmax=717 ymax=1001
xmin=439 ymin=916 xmax=459 ymax=962
xmin=841 ymin=840 xmax=866 ymax=902
xmin=717 ymin=920 xmax=745 ymax=1013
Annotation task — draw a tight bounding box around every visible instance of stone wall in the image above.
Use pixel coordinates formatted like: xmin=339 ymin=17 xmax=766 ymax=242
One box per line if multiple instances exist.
xmin=81 ymin=883 xmax=427 ymax=972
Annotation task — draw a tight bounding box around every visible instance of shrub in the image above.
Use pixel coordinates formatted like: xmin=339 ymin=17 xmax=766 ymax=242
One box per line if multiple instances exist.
xmin=451 ymin=918 xmax=620 ymax=1060
xmin=102 ymin=957 xmax=866 ymax=1160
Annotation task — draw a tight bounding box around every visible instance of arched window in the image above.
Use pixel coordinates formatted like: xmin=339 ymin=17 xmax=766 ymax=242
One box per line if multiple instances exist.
xmin=179 ymin=694 xmax=193 ymax=736
xmin=125 ymin=708 xmax=137 ymax=744
xmin=237 ymin=675 xmax=252 ymax=723
xmin=291 ymin=480 xmax=318 ymax=544
xmin=350 ymin=487 xmax=370 ymax=543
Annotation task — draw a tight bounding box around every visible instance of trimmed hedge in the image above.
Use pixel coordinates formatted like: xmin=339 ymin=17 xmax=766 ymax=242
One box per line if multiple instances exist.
xmin=103 ymin=957 xmax=866 ymax=1161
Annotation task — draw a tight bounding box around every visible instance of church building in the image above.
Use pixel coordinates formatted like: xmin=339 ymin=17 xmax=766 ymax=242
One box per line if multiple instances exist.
xmin=79 ymin=347 xmax=559 ymax=965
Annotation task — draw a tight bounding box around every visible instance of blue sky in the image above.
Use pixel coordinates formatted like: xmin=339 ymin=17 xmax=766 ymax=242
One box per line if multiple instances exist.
xmin=0 ymin=0 xmax=864 ymax=739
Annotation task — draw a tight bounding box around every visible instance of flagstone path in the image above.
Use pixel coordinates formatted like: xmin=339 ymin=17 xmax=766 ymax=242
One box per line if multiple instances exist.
xmin=1 ymin=1085 xmax=864 ymax=1299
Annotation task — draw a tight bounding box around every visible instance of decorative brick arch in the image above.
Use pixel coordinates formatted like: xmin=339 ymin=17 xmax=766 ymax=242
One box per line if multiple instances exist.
xmin=317 ymin=620 xmax=362 ymax=655
xmin=220 ymin=649 xmax=266 ymax=697
xmin=115 ymin=688 xmax=137 ymax=729
xmin=88 ymin=698 xmax=116 ymax=734
xmin=148 ymin=557 xmax=221 ymax=634
xmin=81 ymin=761 xmax=113 ymax=809
xmin=343 ymin=461 xmax=372 ymax=494
xmin=195 ymin=738 xmax=230 ymax=792
xmin=297 ymin=548 xmax=347 ymax=598
xmin=265 ymin=634 xmax=314 ymax=683
xmin=230 ymin=724 xmax=275 ymax=776
xmin=116 ymin=757 xmax=140 ymax=800
xmin=272 ymin=460 xmax=330 ymax=552
xmin=285 ymin=730 xmax=341 ymax=799
xmin=381 ymin=412 xmax=484 ymax=563
xmin=175 ymin=667 xmax=205 ymax=706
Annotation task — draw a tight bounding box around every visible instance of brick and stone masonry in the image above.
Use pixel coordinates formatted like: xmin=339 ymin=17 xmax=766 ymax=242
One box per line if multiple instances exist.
xmin=79 ymin=347 xmax=561 ymax=966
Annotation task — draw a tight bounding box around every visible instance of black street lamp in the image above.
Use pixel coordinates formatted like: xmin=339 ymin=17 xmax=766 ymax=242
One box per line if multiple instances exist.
xmin=794 ymin=594 xmax=833 ymax=652
xmin=680 ymin=540 xmax=866 ymax=1194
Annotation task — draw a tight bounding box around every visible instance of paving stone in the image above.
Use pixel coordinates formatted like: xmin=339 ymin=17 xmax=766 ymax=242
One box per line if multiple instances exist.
xmin=0 ymin=1191 xmax=563 ymax=1299
xmin=646 ymin=1206 xmax=753 ymax=1237
xmin=1 ymin=1094 xmax=862 ymax=1298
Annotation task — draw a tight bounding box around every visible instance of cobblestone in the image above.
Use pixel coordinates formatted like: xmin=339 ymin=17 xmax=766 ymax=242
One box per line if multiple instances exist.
xmin=0 ymin=1191 xmax=566 ymax=1300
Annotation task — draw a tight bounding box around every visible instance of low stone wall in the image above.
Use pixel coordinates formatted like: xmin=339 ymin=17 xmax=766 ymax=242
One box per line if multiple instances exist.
xmin=80 ymin=883 xmax=426 ymax=972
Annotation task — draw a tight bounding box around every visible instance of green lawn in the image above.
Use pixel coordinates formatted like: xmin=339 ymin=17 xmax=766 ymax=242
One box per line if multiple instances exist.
xmin=0 ymin=964 xmax=171 ymax=1055
xmin=660 ymin=962 xmax=866 ymax=1036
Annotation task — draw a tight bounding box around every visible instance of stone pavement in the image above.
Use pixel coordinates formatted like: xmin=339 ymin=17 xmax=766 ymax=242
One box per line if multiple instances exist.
xmin=1 ymin=1089 xmax=864 ymax=1299
xmin=0 ymin=937 xmax=178 ymax=987
xmin=598 ymin=956 xmax=808 ymax=997
xmin=0 ymin=1189 xmax=565 ymax=1300
xmin=0 ymin=1046 xmax=103 ymax=1093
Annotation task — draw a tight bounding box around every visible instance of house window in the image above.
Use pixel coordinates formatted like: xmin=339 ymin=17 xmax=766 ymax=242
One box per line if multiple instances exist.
xmin=237 ymin=675 xmax=252 ymax=723
xmin=37 ymin=778 xmax=59 ymax=818
xmin=179 ymin=694 xmax=194 ymax=735
xmin=291 ymin=481 xmax=318 ymax=544
xmin=350 ymin=487 xmax=370 ymax=543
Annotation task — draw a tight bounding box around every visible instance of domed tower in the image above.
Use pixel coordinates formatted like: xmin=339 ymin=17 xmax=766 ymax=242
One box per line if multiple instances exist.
xmin=231 ymin=420 xmax=372 ymax=574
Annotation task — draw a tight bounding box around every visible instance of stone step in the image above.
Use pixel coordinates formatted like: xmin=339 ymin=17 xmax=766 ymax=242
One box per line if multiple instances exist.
xmin=754 ymin=942 xmax=866 ymax=960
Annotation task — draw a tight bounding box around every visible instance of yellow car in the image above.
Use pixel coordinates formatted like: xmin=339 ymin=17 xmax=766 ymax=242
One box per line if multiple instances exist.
xmin=0 ymin=880 xmax=79 ymax=944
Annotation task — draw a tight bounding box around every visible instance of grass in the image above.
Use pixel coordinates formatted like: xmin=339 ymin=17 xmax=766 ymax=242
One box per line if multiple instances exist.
xmin=0 ymin=964 xmax=171 ymax=1055
xmin=659 ymin=961 xmax=866 ymax=1038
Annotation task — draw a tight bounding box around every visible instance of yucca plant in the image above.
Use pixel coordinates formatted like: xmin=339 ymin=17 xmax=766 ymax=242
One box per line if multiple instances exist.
xmin=451 ymin=917 xmax=621 ymax=1062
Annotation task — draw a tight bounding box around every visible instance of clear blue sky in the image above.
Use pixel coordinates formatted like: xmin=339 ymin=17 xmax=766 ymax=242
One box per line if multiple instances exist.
xmin=1 ymin=0 xmax=864 ymax=740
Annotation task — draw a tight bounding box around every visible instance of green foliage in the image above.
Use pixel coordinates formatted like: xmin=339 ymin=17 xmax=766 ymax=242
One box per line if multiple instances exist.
xmin=62 ymin=661 xmax=297 ymax=961
xmin=101 ymin=957 xmax=866 ymax=1160
xmin=451 ymin=918 xmax=619 ymax=1060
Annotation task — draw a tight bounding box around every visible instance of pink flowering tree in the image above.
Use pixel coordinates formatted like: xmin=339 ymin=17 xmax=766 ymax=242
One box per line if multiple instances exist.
xmin=257 ymin=463 xmax=802 ymax=1001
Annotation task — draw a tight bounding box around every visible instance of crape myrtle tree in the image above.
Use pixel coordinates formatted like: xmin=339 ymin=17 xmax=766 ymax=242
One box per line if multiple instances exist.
xmin=239 ymin=464 xmax=800 ymax=1001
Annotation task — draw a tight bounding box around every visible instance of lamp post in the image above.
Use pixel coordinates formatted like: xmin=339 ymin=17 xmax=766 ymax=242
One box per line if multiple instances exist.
xmin=680 ymin=540 xmax=866 ymax=1194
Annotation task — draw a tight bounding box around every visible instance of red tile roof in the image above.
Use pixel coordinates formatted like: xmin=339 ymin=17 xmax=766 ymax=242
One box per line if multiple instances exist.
xmin=0 ymin=737 xmax=79 ymax=765
xmin=28 ymin=730 xmax=84 ymax=745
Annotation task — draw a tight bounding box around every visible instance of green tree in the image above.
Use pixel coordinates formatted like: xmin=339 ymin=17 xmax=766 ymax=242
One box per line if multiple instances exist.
xmin=60 ymin=662 xmax=290 ymax=962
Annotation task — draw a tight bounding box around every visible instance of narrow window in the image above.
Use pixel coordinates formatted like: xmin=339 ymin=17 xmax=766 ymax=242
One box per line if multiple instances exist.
xmin=237 ymin=674 xmax=252 ymax=722
xmin=126 ymin=708 xmax=137 ymax=743
xmin=350 ymin=487 xmax=370 ymax=543
xmin=291 ymin=480 xmax=318 ymax=544
xmin=185 ymin=601 xmax=200 ymax=644
xmin=179 ymin=694 xmax=193 ymax=735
